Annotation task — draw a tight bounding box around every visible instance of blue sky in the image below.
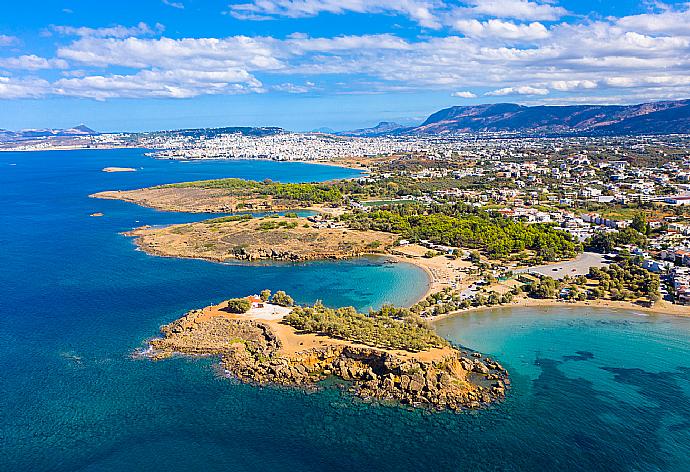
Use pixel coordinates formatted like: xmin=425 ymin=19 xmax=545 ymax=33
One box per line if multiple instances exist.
xmin=1 ymin=0 xmax=689 ymax=131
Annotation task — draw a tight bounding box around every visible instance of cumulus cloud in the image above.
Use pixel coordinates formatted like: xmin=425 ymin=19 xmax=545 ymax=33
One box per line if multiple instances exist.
xmin=5 ymin=3 xmax=690 ymax=102
xmin=54 ymin=69 xmax=263 ymax=100
xmin=486 ymin=86 xmax=549 ymax=96
xmin=52 ymin=22 xmax=165 ymax=38
xmin=452 ymin=91 xmax=477 ymax=98
xmin=459 ymin=0 xmax=567 ymax=21
xmin=227 ymin=0 xmax=566 ymax=27
xmin=57 ymin=36 xmax=286 ymax=70
xmin=228 ymin=0 xmax=443 ymax=28
xmin=616 ymin=6 xmax=690 ymax=35
xmin=550 ymin=80 xmax=598 ymax=91
xmin=452 ymin=19 xmax=549 ymax=40
xmin=0 ymin=76 xmax=50 ymax=98
xmin=0 ymin=55 xmax=68 ymax=70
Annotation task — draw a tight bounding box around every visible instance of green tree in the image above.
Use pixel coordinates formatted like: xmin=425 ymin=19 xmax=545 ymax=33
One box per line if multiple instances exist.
xmin=260 ymin=289 xmax=272 ymax=302
xmin=529 ymin=277 xmax=558 ymax=299
xmin=225 ymin=298 xmax=251 ymax=314
xmin=631 ymin=213 xmax=647 ymax=234
xmin=271 ymin=291 xmax=294 ymax=307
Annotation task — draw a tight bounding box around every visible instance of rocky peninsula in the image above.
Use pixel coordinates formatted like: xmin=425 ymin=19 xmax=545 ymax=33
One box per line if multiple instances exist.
xmin=125 ymin=215 xmax=397 ymax=262
xmin=145 ymin=297 xmax=508 ymax=411
xmin=91 ymin=178 xmax=344 ymax=214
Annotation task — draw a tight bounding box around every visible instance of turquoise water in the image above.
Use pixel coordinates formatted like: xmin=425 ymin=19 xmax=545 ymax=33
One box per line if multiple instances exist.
xmin=435 ymin=307 xmax=690 ymax=471
xmin=1 ymin=149 xmax=690 ymax=471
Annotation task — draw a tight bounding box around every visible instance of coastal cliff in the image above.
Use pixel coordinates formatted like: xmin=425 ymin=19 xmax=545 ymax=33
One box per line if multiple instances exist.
xmin=146 ymin=302 xmax=508 ymax=411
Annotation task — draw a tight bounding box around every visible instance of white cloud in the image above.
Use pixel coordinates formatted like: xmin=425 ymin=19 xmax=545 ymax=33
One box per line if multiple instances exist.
xmin=486 ymin=86 xmax=549 ymax=96
xmin=54 ymin=69 xmax=263 ymax=100
xmin=452 ymin=90 xmax=477 ymax=98
xmin=0 ymin=55 xmax=68 ymax=70
xmin=228 ymin=0 xmax=443 ymax=28
xmin=52 ymin=22 xmax=165 ymax=38
xmin=0 ymin=35 xmax=18 ymax=46
xmin=272 ymin=82 xmax=313 ymax=93
xmin=162 ymin=0 xmax=184 ymax=9
xmin=550 ymin=80 xmax=598 ymax=91
xmin=0 ymin=76 xmax=50 ymax=98
xmin=452 ymin=19 xmax=549 ymax=40
xmin=227 ymin=0 xmax=566 ymax=27
xmin=616 ymin=7 xmax=690 ymax=35
xmin=460 ymin=0 xmax=567 ymax=21
xmin=5 ymin=3 xmax=690 ymax=103
xmin=57 ymin=36 xmax=286 ymax=70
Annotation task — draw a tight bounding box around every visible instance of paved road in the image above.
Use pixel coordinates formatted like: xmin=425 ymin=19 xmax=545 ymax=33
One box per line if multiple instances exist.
xmin=516 ymin=252 xmax=608 ymax=279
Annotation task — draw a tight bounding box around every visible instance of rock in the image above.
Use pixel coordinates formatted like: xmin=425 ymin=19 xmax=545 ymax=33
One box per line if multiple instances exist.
xmin=473 ymin=361 xmax=490 ymax=374
xmin=409 ymin=374 xmax=426 ymax=393
xmin=147 ymin=310 xmax=509 ymax=412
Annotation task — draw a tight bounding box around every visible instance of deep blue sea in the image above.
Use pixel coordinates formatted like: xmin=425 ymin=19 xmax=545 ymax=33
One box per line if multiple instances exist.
xmin=1 ymin=149 xmax=689 ymax=471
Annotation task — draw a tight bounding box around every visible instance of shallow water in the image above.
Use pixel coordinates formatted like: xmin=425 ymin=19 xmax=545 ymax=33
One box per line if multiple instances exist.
xmin=1 ymin=149 xmax=689 ymax=471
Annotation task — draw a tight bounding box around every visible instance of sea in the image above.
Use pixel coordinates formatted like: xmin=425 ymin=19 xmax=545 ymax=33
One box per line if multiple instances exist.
xmin=1 ymin=148 xmax=689 ymax=471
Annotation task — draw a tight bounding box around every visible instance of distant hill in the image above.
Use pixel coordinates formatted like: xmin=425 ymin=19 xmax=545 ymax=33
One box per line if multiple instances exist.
xmin=339 ymin=121 xmax=410 ymax=137
xmin=0 ymin=124 xmax=97 ymax=141
xmin=411 ymin=99 xmax=690 ymax=135
xmin=311 ymin=127 xmax=337 ymax=134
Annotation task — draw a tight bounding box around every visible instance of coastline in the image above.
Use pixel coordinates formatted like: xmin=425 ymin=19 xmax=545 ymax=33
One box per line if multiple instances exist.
xmin=292 ymin=158 xmax=372 ymax=173
xmin=144 ymin=298 xmax=509 ymax=411
xmin=396 ymin=253 xmax=690 ymax=320
xmin=387 ymin=245 xmax=690 ymax=319
xmin=0 ymin=144 xmax=134 ymax=152
xmin=428 ymin=297 xmax=690 ymax=324
xmin=123 ymin=226 xmax=689 ymax=319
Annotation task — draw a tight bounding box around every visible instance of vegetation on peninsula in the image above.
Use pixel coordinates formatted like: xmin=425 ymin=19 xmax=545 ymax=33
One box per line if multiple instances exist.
xmin=159 ymin=178 xmax=343 ymax=204
xmin=283 ymin=302 xmax=448 ymax=352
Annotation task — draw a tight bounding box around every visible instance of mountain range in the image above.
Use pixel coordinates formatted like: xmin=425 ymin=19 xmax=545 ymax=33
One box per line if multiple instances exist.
xmin=343 ymin=99 xmax=690 ymax=136
xmin=0 ymin=125 xmax=97 ymax=141
xmin=3 ymin=99 xmax=690 ymax=142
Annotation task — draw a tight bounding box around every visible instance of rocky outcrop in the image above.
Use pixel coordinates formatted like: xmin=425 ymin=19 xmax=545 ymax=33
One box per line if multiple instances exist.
xmin=228 ymin=246 xmax=375 ymax=262
xmin=146 ymin=310 xmax=508 ymax=411
xmin=148 ymin=309 xmax=281 ymax=360
xmin=226 ymin=344 xmax=509 ymax=410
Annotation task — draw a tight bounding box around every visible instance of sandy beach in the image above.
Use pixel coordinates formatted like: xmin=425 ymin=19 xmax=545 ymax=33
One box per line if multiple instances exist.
xmin=391 ymin=249 xmax=690 ymax=320
xmin=390 ymin=244 xmax=477 ymax=300
xmin=427 ymin=297 xmax=690 ymax=323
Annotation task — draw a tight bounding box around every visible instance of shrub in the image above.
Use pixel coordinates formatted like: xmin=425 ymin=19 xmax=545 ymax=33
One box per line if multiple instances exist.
xmin=226 ymin=298 xmax=251 ymax=314
xmin=272 ymin=291 xmax=294 ymax=307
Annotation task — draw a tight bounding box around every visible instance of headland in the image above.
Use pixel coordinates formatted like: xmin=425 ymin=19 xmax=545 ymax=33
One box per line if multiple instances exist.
xmin=144 ymin=296 xmax=508 ymax=411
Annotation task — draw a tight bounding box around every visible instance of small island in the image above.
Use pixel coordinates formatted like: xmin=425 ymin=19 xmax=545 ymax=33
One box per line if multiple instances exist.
xmin=102 ymin=167 xmax=136 ymax=172
xmin=145 ymin=291 xmax=508 ymax=411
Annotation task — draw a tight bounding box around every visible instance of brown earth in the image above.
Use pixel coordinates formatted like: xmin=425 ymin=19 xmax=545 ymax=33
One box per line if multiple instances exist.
xmin=91 ymin=187 xmax=324 ymax=213
xmin=125 ymin=216 xmax=398 ymax=262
